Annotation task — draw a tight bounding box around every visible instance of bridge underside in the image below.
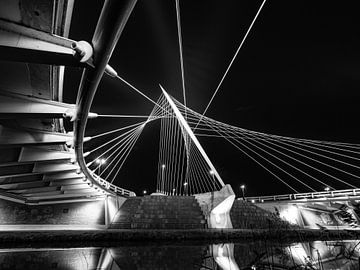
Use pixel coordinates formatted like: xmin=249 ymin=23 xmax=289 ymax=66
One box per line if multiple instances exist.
xmin=0 ymin=0 xmax=121 ymax=204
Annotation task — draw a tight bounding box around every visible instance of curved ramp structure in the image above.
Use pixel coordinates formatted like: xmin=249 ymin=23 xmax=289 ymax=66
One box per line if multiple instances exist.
xmin=0 ymin=0 xmax=136 ymax=205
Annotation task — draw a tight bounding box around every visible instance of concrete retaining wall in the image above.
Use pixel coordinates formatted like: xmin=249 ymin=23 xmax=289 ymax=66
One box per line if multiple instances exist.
xmin=230 ymin=200 xmax=291 ymax=229
xmin=0 ymin=198 xmax=106 ymax=226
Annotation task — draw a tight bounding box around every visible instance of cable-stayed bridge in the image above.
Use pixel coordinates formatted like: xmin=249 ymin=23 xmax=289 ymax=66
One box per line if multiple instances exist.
xmin=0 ymin=0 xmax=359 ymax=232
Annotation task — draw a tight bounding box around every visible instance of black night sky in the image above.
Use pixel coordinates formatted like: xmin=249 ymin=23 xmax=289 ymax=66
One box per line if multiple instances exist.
xmin=64 ymin=1 xmax=360 ymax=197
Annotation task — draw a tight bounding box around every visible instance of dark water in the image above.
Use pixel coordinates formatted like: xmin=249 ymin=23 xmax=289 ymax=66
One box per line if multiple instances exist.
xmin=0 ymin=240 xmax=359 ymax=269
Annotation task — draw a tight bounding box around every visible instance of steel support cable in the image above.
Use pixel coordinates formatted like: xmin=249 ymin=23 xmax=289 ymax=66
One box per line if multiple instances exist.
xmin=151 ymin=95 xmax=174 ymax=119
xmin=174 ymin=123 xmax=182 ymax=195
xmin=186 ymin=155 xmax=197 ymax=194
xmin=179 ymin=130 xmax=188 ymax=195
xmin=230 ymin=131 xmax=335 ymax=190
xmin=273 ymin=136 xmax=360 ymax=162
xmin=265 ymin=135 xmax=360 ymax=171
xmin=161 ymin=110 xmax=168 ymax=193
xmin=186 ymin=136 xmax=193 ymax=193
xmin=87 ymin=129 xmax=141 ymax=172
xmin=105 ymin=127 xmax=142 ymax=182
xmin=164 ymin=102 xmax=172 ymax=193
xmin=111 ymin=127 xmax=144 ymax=180
xmin=175 ymin=0 xmax=187 ymax=119
xmin=195 ymin=116 xmax=360 ymax=189
xmin=184 ymin=140 xmax=196 ymax=194
xmin=91 ymin=121 xmax=146 ymax=139
xmin=188 ymin=146 xmax=207 ymax=194
xmin=99 ymin=127 xmax=140 ymax=177
xmin=144 ymin=100 xmax=162 ymax=192
xmin=175 ymin=114 xmax=190 ymax=194
xmin=88 ymin=129 xmax=138 ymax=176
xmin=172 ymin=125 xmax=180 ymax=195
xmin=172 ymin=116 xmax=179 ymax=194
xmin=187 ymin=148 xmax=194 ymax=195
xmin=189 ymin=113 xmax=360 ymax=171
xmin=87 ymin=124 xmax=141 ymax=159
xmin=159 ymin=117 xmax=166 ymax=192
xmin=100 ymin=130 xmax=139 ymax=180
xmin=178 ymin=114 xmax=218 ymax=192
xmin=167 ymin=109 xmax=174 ymax=194
xmin=179 ymin=122 xmax=188 ymax=194
xmin=147 ymin=99 xmax=161 ymax=192
xmin=171 ymin=109 xmax=181 ymax=194
xmin=175 ymin=98 xmax=359 ymax=190
xmin=157 ymin=111 xmax=164 ymax=192
xmin=267 ymin=133 xmax=360 ymax=148
xmin=176 ymin=97 xmax=358 ymax=191
xmin=174 ymin=101 xmax=225 ymax=192
xmin=183 ymin=130 xmax=192 ymax=194
xmin=177 ymin=99 xmax=360 ymax=149
xmin=93 ymin=130 xmax=138 ymax=177
xmin=191 ymin=145 xmax=217 ymax=192
xmin=224 ymin=136 xmax=299 ymax=193
xmin=190 ymin=146 xmax=211 ymax=192
xmin=168 ymin=116 xmax=175 ymax=194
xmin=168 ymin=111 xmax=176 ymax=194
xmin=177 ymin=98 xmax=354 ymax=159
xmin=115 ymin=74 xmax=168 ymax=113
xmin=279 ymin=137 xmax=360 ymax=155
xmin=161 ymin=104 xmax=169 ymax=193
xmin=112 ymin=129 xmax=144 ymax=181
xmin=182 ymin=126 xmax=191 ymax=194
xmin=164 ymin=107 xmax=172 ymax=194
xmin=168 ymin=103 xmax=179 ymax=189
xmin=188 ymin=155 xmax=201 ymax=194
xmin=243 ymin=132 xmax=360 ymax=186
xmin=177 ymin=98 xmax=355 ymax=154
xmin=195 ymin=116 xmax=360 ymax=186
xmin=157 ymin=98 xmax=168 ymax=192
xmin=197 ymin=132 xmax=360 ymax=185
xmin=206 ymin=122 xmax=299 ymax=192
xmin=98 ymin=114 xmax=159 ymax=118
xmin=110 ymin=126 xmax=144 ymax=183
xmin=194 ymin=0 xmax=268 ymax=131
xmin=186 ymin=145 xmax=201 ymax=194
xmin=194 ymin=142 xmax=222 ymax=191
xmin=192 ymin=120 xmax=360 ymax=168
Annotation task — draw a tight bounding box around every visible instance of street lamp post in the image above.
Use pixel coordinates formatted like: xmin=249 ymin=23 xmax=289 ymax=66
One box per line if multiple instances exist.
xmin=324 ymin=187 xmax=330 ymax=192
xmin=161 ymin=164 xmax=165 ymax=194
xmin=210 ymin=170 xmax=215 ymax=192
xmin=183 ymin=182 xmax=188 ymax=196
xmin=143 ymin=190 xmax=147 ymax=196
xmin=95 ymin=158 xmax=106 ymax=176
xmin=240 ymin=185 xmax=245 ymax=200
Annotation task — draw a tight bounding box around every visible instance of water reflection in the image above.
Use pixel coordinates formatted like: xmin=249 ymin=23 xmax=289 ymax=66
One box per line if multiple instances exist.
xmin=0 ymin=240 xmax=359 ymax=269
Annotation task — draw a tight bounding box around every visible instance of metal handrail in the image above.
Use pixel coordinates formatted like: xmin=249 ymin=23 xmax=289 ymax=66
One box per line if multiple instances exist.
xmin=246 ymin=188 xmax=360 ymax=203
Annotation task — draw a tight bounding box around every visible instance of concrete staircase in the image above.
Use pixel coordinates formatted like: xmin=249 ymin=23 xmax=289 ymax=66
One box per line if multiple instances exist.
xmin=230 ymin=200 xmax=291 ymax=229
xmin=110 ymin=195 xmax=207 ymax=229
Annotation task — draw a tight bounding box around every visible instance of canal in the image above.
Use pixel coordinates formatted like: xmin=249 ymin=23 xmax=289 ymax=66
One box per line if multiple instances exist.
xmin=0 ymin=239 xmax=359 ymax=269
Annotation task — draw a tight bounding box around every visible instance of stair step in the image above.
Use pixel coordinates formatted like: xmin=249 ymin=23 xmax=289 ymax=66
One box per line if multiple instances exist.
xmin=110 ymin=196 xmax=206 ymax=229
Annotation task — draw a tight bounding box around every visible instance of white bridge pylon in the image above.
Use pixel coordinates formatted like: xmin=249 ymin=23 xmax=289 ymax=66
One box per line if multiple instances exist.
xmin=160 ymin=85 xmax=225 ymax=189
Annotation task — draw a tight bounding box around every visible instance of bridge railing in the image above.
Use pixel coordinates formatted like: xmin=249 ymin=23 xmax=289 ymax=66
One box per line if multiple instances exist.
xmin=246 ymin=188 xmax=360 ymax=203
xmin=96 ymin=176 xmax=136 ymax=197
